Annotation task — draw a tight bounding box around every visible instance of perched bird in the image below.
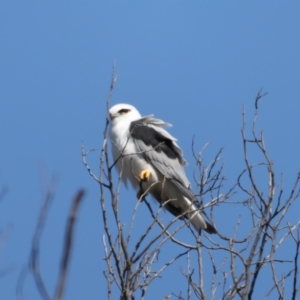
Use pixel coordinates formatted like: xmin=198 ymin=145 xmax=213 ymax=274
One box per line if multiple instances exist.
xmin=108 ymin=103 xmax=216 ymax=234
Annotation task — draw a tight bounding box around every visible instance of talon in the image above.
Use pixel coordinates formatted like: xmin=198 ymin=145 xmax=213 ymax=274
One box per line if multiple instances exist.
xmin=139 ymin=169 xmax=151 ymax=182
xmin=137 ymin=169 xmax=151 ymax=201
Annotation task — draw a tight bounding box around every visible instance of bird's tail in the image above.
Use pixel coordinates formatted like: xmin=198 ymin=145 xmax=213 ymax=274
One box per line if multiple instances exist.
xmin=187 ymin=202 xmax=217 ymax=234
xmin=203 ymin=220 xmax=217 ymax=234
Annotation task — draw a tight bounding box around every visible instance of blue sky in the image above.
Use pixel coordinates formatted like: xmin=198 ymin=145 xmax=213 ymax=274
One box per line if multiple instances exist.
xmin=1 ymin=2 xmax=300 ymax=299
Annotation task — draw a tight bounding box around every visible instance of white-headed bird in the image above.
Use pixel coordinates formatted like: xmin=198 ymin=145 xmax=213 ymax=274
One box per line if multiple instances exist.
xmin=108 ymin=103 xmax=216 ymax=234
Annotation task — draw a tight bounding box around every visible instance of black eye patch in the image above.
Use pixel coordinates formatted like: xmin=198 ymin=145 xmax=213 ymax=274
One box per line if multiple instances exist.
xmin=119 ymin=109 xmax=130 ymax=114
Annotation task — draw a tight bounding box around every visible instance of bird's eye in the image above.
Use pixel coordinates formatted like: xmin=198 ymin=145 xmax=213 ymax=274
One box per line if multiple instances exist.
xmin=119 ymin=109 xmax=130 ymax=114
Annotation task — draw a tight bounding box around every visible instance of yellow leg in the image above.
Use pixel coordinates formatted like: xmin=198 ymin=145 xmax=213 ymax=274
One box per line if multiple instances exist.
xmin=137 ymin=169 xmax=151 ymax=201
xmin=139 ymin=169 xmax=151 ymax=181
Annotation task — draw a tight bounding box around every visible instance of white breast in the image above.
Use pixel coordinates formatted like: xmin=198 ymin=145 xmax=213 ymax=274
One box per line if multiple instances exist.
xmin=109 ymin=121 xmax=159 ymax=189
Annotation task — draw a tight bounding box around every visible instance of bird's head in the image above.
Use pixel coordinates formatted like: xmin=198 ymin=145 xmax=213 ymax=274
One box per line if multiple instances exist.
xmin=109 ymin=104 xmax=141 ymax=125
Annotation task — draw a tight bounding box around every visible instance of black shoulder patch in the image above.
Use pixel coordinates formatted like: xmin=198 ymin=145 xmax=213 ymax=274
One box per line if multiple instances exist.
xmin=130 ymin=120 xmax=183 ymax=163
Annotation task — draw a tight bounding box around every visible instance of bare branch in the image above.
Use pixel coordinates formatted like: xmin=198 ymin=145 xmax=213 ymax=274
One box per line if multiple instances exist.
xmin=84 ymin=75 xmax=299 ymax=300
xmin=54 ymin=189 xmax=85 ymax=300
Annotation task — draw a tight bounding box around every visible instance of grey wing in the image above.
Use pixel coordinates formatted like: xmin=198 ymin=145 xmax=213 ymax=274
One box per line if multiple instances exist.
xmin=130 ymin=118 xmax=195 ymax=200
xmin=134 ymin=136 xmax=185 ymax=179
xmin=133 ymin=137 xmax=196 ymax=201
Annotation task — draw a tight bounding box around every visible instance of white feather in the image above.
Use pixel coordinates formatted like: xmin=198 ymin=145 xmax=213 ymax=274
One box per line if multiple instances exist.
xmin=108 ymin=103 xmax=216 ymax=234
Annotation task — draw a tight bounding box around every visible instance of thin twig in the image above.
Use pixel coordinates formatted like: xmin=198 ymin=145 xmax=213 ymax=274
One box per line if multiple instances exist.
xmin=54 ymin=189 xmax=85 ymax=300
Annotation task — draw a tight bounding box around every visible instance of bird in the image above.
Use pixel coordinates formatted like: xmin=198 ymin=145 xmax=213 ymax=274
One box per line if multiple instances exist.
xmin=108 ymin=103 xmax=217 ymax=234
